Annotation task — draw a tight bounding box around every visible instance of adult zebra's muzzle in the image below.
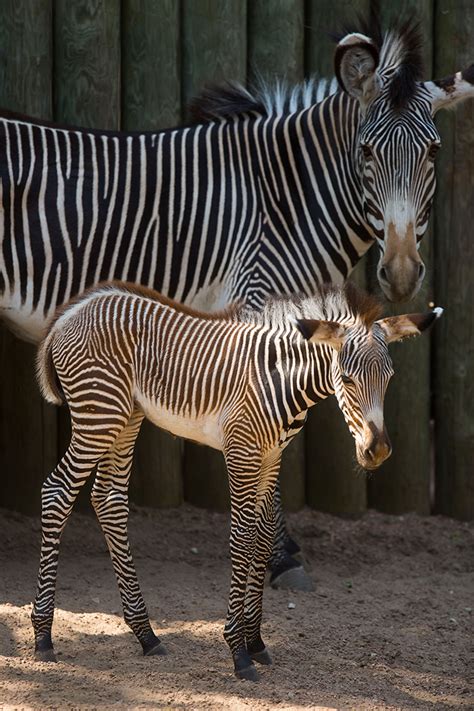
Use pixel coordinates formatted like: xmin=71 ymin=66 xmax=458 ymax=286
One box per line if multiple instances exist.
xmin=378 ymin=222 xmax=425 ymax=302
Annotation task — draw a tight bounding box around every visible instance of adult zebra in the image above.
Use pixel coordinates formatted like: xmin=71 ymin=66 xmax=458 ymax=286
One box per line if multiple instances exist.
xmin=0 ymin=14 xmax=473 ymax=586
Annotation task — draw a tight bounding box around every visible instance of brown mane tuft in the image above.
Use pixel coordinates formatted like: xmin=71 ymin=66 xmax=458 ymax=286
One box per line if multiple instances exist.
xmin=343 ymin=282 xmax=383 ymax=326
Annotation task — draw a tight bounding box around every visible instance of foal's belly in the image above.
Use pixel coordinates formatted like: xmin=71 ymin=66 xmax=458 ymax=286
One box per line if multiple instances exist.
xmin=136 ymin=396 xmax=223 ymax=451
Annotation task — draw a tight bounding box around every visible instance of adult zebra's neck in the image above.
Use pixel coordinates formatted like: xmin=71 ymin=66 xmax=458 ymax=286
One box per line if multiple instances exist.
xmin=252 ymin=91 xmax=374 ymax=300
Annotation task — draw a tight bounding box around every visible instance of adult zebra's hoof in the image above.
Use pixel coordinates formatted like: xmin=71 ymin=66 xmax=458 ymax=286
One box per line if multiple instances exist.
xmin=250 ymin=647 xmax=272 ymax=665
xmin=34 ymin=648 xmax=57 ymax=662
xmin=235 ymin=663 xmax=260 ymax=681
xmin=270 ymin=560 xmax=314 ymax=591
xmin=144 ymin=641 xmax=167 ymax=656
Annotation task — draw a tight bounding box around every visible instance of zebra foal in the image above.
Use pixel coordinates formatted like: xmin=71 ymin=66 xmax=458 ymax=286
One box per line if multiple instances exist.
xmin=33 ymin=282 xmax=441 ymax=680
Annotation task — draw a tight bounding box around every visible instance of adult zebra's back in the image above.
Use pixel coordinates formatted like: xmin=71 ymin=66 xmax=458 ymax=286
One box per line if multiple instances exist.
xmin=0 ymin=14 xmax=473 ymax=584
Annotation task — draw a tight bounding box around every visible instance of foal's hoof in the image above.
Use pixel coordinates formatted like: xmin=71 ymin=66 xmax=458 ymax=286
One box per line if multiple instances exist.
xmin=144 ymin=641 xmax=167 ymax=656
xmin=270 ymin=564 xmax=313 ymax=591
xmin=250 ymin=647 xmax=272 ymax=665
xmin=35 ymin=648 xmax=57 ymax=662
xmin=235 ymin=663 xmax=260 ymax=681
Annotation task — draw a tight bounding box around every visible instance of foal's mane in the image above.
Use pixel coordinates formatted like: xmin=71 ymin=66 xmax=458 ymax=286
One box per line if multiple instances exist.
xmin=46 ymin=281 xmax=241 ymax=334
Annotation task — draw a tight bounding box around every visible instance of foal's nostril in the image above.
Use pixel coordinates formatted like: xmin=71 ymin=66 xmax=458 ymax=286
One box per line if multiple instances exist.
xmin=418 ymin=263 xmax=425 ymax=279
xmin=364 ymin=447 xmax=375 ymax=461
xmin=379 ymin=266 xmax=388 ymax=282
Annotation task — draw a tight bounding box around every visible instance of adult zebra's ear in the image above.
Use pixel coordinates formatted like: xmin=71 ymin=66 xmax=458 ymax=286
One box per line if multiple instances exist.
xmin=425 ymin=65 xmax=474 ymax=114
xmin=295 ymin=319 xmax=347 ymax=348
xmin=334 ymin=33 xmax=382 ymax=110
xmin=376 ymin=308 xmax=443 ymax=344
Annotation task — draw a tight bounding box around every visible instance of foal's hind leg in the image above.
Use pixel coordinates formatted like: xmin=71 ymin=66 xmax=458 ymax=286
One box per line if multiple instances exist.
xmin=91 ymin=408 xmax=166 ymax=657
xmin=32 ymin=435 xmax=114 ymax=661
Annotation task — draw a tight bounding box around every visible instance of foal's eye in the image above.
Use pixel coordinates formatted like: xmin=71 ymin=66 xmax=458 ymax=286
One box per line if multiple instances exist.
xmin=341 ymin=373 xmax=353 ymax=385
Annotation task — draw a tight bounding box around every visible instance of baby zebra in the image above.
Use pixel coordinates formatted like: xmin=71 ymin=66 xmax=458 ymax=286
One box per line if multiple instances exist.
xmin=33 ymin=282 xmax=441 ymax=680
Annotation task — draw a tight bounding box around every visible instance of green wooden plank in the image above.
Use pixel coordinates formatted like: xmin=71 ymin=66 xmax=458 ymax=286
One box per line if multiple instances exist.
xmin=433 ymin=0 xmax=474 ymax=520
xmin=304 ymin=1 xmax=369 ymax=515
xmin=367 ymin=0 xmax=433 ymax=515
xmin=122 ymin=0 xmax=181 ymax=131
xmin=54 ymin=0 xmax=120 ymax=129
xmin=54 ymin=0 xmax=121 ymax=508
xmin=122 ymin=0 xmax=183 ymax=508
xmin=249 ymin=0 xmax=306 ymax=512
xmin=181 ymin=0 xmax=246 ymax=509
xmin=181 ymin=0 xmax=247 ymax=109
xmin=248 ymin=0 xmax=304 ymax=85
xmin=0 ymin=0 xmax=56 ymax=515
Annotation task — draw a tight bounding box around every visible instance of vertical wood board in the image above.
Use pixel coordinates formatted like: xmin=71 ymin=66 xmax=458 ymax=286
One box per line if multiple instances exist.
xmin=0 ymin=0 xmax=56 ymax=514
xmin=433 ymin=0 xmax=474 ymax=520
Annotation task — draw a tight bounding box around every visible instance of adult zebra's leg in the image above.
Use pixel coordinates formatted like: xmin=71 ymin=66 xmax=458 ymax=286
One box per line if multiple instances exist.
xmin=91 ymin=408 xmax=165 ymax=657
xmin=245 ymin=452 xmax=281 ymax=666
xmin=31 ymin=437 xmax=111 ymax=661
xmin=223 ymin=444 xmax=261 ymax=681
xmin=269 ymin=482 xmax=313 ymax=591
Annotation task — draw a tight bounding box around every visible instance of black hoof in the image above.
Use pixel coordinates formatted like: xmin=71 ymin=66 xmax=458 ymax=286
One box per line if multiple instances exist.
xmin=283 ymin=536 xmax=301 ymax=557
xmin=270 ymin=564 xmax=313 ymax=591
xmin=250 ymin=647 xmax=272 ymax=665
xmin=144 ymin=641 xmax=167 ymax=656
xmin=235 ymin=663 xmax=259 ymax=681
xmin=35 ymin=648 xmax=57 ymax=662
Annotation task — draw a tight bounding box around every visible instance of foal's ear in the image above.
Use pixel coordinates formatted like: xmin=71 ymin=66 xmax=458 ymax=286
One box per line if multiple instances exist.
xmin=334 ymin=33 xmax=382 ymax=110
xmin=376 ymin=308 xmax=443 ymax=344
xmin=295 ymin=319 xmax=347 ymax=348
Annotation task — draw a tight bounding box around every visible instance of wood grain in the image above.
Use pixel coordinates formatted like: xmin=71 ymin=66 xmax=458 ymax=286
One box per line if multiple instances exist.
xmin=54 ymin=0 xmax=120 ymax=129
xmin=122 ymin=0 xmax=181 ymax=130
xmin=433 ymin=0 xmax=474 ymax=520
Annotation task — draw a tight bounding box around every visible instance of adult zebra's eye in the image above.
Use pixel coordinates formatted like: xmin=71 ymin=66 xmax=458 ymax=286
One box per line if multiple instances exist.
xmin=361 ymin=144 xmax=373 ymax=160
xmin=428 ymin=142 xmax=441 ymax=161
xmin=341 ymin=373 xmax=353 ymax=385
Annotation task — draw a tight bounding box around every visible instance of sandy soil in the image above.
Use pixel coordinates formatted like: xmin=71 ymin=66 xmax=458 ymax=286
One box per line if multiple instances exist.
xmin=0 ymin=504 xmax=472 ymax=710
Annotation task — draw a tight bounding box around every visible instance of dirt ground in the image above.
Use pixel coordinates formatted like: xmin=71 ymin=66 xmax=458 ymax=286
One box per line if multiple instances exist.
xmin=0 ymin=504 xmax=472 ymax=711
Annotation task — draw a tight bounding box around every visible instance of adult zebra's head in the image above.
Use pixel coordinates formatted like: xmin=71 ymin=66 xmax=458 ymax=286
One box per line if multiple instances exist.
xmin=298 ymin=300 xmax=443 ymax=470
xmin=335 ymin=19 xmax=474 ymax=302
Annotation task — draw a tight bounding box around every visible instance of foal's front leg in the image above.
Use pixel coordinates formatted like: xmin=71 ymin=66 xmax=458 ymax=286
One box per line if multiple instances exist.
xmin=223 ymin=448 xmax=261 ymax=680
xmin=91 ymin=408 xmax=166 ymax=656
xmin=245 ymin=451 xmax=281 ymax=665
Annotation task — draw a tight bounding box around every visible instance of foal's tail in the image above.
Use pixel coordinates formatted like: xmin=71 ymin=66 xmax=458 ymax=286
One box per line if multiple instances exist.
xmin=36 ymin=329 xmax=64 ymax=406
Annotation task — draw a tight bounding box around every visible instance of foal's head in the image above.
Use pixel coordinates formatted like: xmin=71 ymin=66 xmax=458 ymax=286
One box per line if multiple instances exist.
xmin=297 ymin=300 xmax=442 ymax=470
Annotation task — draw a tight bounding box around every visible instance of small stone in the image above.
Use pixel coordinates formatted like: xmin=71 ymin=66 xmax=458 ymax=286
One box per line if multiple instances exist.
xmin=449 ymin=617 xmax=457 ymax=624
xmin=92 ymin=597 xmax=100 ymax=604
xmin=288 ymin=602 xmax=296 ymax=609
xmin=190 ymin=547 xmax=198 ymax=554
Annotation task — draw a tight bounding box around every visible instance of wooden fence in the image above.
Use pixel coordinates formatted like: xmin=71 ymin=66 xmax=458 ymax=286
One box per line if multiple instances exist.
xmin=0 ymin=0 xmax=472 ymax=520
